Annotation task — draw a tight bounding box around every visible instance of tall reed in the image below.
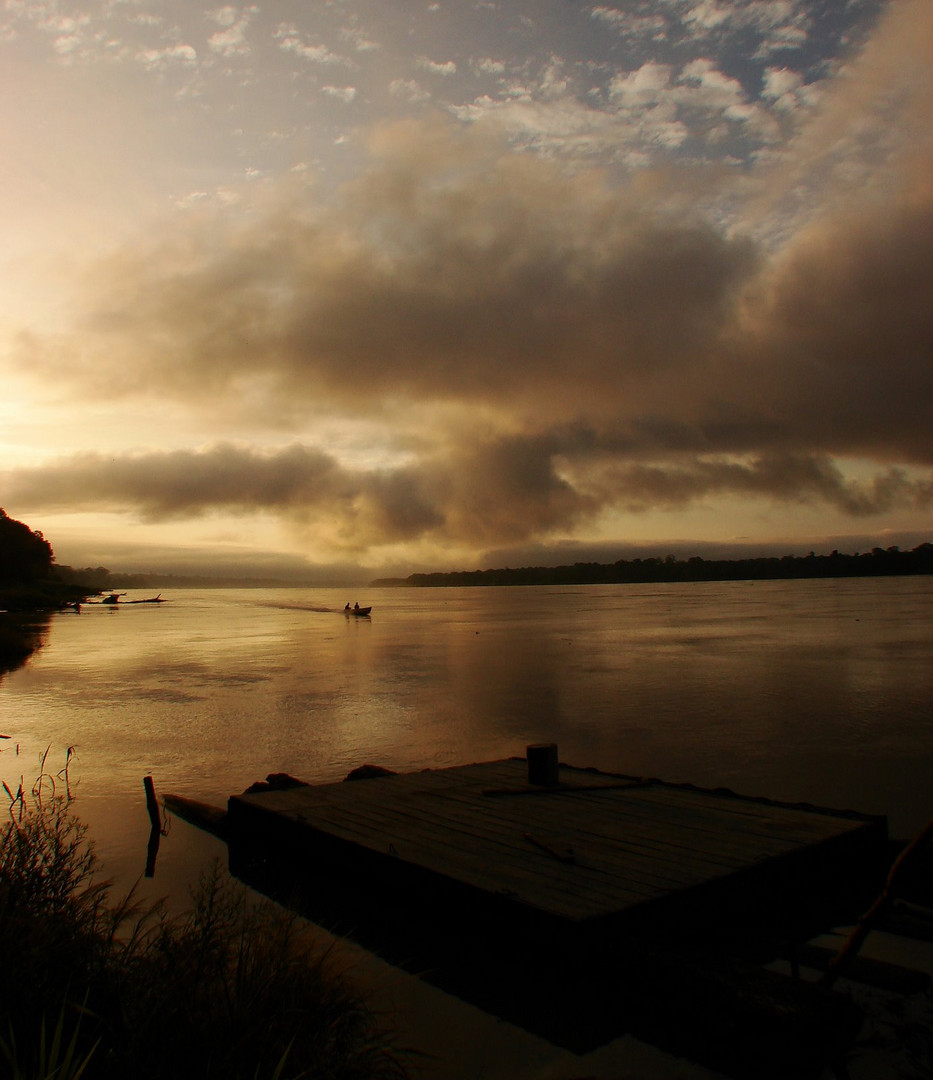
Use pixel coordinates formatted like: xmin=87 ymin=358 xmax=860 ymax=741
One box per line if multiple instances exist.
xmin=0 ymin=794 xmax=408 ymax=1080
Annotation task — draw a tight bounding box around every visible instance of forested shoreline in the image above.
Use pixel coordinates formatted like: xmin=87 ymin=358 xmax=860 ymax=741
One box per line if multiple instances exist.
xmin=3 ymin=504 xmax=932 ymax=598
xmin=372 ymin=543 xmax=933 ymax=588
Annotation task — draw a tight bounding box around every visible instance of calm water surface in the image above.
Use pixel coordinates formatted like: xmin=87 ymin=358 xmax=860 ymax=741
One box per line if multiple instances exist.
xmin=2 ymin=578 xmax=932 ymax=904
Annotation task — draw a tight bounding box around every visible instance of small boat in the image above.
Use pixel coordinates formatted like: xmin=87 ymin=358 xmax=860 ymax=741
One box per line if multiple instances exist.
xmin=127 ymin=594 xmax=165 ymax=604
xmin=344 ymin=605 xmax=373 ymax=617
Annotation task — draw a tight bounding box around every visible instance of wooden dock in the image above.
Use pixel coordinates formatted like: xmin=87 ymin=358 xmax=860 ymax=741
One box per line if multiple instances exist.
xmin=156 ymin=750 xmax=904 ymax=1073
xmin=226 ymin=752 xmax=888 ymax=957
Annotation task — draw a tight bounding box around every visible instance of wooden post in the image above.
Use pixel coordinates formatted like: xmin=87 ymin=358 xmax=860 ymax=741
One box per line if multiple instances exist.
xmin=145 ymin=825 xmax=160 ymax=879
xmin=143 ymin=774 xmax=162 ymax=878
xmin=527 ymin=743 xmax=559 ymax=787
xmin=143 ymin=774 xmax=162 ymax=833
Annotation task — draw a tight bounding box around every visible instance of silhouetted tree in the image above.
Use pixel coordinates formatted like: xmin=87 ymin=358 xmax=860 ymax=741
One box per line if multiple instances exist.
xmin=0 ymin=509 xmax=54 ymax=585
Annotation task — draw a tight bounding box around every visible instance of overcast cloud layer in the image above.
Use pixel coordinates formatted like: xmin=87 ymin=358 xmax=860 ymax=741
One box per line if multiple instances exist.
xmin=1 ymin=0 xmax=931 ymax=575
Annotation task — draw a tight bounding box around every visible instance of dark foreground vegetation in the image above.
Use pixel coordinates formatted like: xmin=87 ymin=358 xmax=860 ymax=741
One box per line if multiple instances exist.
xmin=0 ymin=795 xmax=408 ymax=1080
xmin=374 ymin=542 xmax=933 ymax=588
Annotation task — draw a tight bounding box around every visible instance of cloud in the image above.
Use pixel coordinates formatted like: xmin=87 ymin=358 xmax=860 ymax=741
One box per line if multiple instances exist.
xmin=274 ymin=23 xmax=347 ymax=65
xmin=321 ymin=85 xmax=356 ymax=102
xmin=0 ymin=438 xmax=579 ymax=554
xmin=1 ymin=443 xmax=437 ymax=550
xmin=17 ymin=106 xmax=932 ymax=446
xmin=390 ymin=77 xmax=431 ymax=103
xmin=591 ymin=8 xmax=668 ymax=41
xmin=207 ymin=5 xmax=256 ymax=57
xmin=338 ymin=24 xmax=381 ymax=54
xmin=760 ymin=66 xmax=805 ymax=111
xmin=19 ymin=123 xmax=754 ymax=422
xmin=5 ymin=0 xmax=932 ymax=562
xmin=577 ymin=454 xmax=933 ymax=517
xmin=608 ymin=60 xmax=673 ymax=106
xmin=5 ymin=436 xmax=930 ymax=567
xmin=137 ymin=43 xmax=198 ymax=70
xmin=741 ymin=0 xmax=932 ymax=240
xmin=416 ymin=56 xmax=457 ymax=76
xmin=453 ymin=47 xmax=778 ymax=163
xmin=735 ymin=183 xmax=933 ymax=464
xmin=678 ymin=0 xmax=812 ymax=54
xmin=472 ymin=57 xmax=507 ymax=76
xmin=208 ymin=7 xmax=240 ymax=31
xmin=683 ymin=1 xmax=732 ymax=32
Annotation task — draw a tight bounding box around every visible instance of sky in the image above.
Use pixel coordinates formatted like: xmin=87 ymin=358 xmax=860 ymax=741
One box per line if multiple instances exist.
xmin=1 ymin=0 xmax=931 ymax=582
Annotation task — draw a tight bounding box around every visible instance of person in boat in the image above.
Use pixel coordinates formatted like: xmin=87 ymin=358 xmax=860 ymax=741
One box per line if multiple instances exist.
xmin=353 ymin=602 xmax=359 ymax=612
xmin=345 ymin=602 xmax=351 ymax=611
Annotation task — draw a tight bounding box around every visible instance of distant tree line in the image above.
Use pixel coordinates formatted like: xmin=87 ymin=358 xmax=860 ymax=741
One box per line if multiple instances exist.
xmin=53 ymin=566 xmax=294 ymax=590
xmin=53 ymin=565 xmax=173 ymax=591
xmin=373 ymin=543 xmax=933 ymax=588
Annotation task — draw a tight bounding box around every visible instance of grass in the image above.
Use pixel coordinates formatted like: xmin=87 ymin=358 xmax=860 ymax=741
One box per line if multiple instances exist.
xmin=0 ymin=793 xmax=410 ymax=1080
xmin=0 ymin=998 xmax=100 ymax=1080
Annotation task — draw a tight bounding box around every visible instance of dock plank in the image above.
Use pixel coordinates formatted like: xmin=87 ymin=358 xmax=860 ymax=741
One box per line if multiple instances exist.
xmin=228 ymin=757 xmax=887 ymax=934
xmin=236 ymin=787 xmax=665 ymax=913
xmin=292 ymin=770 xmax=843 ymax=885
xmin=250 ymin=772 xmax=755 ymax=896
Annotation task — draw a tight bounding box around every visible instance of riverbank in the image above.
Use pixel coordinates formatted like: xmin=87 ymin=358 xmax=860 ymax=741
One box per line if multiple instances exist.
xmin=0 ymin=581 xmax=91 ymax=613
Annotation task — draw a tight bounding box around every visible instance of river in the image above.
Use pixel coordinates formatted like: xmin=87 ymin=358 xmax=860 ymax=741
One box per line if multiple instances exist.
xmin=2 ymin=577 xmax=931 ymax=908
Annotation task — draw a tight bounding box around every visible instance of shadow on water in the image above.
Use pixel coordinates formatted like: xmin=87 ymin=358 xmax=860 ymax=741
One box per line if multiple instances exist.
xmin=0 ymin=614 xmax=50 ymax=682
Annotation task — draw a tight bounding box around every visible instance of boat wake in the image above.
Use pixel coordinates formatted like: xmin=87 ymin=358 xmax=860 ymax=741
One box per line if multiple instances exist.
xmin=262 ymin=602 xmax=339 ymax=614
